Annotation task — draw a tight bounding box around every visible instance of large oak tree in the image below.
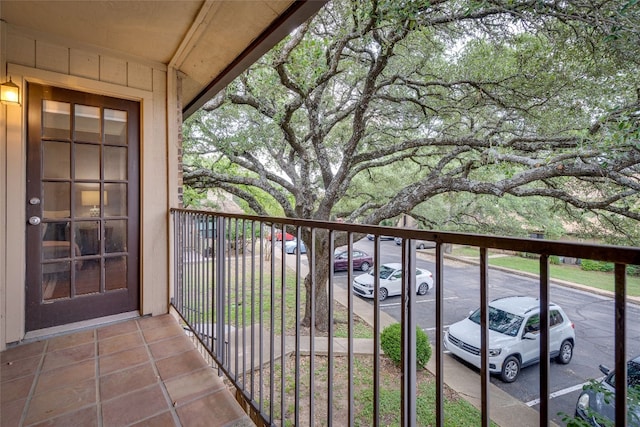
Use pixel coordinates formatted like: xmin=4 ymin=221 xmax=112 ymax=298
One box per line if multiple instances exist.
xmin=183 ymin=0 xmax=640 ymax=330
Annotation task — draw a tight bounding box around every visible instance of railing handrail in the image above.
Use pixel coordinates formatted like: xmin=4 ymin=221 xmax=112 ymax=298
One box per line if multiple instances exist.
xmin=170 ymin=208 xmax=640 ymax=264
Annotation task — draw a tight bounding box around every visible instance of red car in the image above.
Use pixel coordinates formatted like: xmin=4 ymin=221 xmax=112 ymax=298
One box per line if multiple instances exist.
xmin=333 ymin=249 xmax=373 ymax=272
xmin=267 ymin=231 xmax=295 ymax=241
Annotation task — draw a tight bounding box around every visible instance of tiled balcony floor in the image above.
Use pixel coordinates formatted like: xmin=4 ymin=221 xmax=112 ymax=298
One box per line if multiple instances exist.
xmin=1 ymin=314 xmax=253 ymax=427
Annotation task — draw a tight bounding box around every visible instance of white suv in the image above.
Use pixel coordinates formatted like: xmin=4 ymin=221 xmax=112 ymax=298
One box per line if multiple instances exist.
xmin=444 ymin=296 xmax=575 ymax=382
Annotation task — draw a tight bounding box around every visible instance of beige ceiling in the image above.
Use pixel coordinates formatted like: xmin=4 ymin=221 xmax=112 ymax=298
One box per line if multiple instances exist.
xmin=1 ymin=0 xmax=326 ymax=116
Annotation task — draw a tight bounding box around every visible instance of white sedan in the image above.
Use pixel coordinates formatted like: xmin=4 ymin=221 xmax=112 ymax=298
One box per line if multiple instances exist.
xmin=352 ymin=262 xmax=434 ymax=301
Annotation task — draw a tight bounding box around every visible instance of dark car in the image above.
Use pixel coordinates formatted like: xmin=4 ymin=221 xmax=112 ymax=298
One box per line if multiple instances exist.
xmin=333 ymin=250 xmax=373 ymax=272
xmin=575 ymin=355 xmax=640 ymax=426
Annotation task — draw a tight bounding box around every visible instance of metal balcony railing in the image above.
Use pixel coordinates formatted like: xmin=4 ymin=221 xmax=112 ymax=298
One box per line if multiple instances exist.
xmin=170 ymin=208 xmax=640 ymax=427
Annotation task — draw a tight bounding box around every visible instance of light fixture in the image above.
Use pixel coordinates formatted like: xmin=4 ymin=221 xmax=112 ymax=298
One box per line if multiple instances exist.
xmin=81 ymin=190 xmax=108 ymax=217
xmin=1 ymin=77 xmax=20 ymax=105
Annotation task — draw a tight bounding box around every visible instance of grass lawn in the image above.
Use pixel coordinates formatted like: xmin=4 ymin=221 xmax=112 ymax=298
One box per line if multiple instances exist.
xmin=185 ymin=256 xmax=492 ymax=425
xmin=451 ymin=246 xmax=640 ymax=297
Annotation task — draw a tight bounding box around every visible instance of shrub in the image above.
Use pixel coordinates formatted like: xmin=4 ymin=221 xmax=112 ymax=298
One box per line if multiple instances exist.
xmin=580 ymin=259 xmax=615 ymax=272
xmin=628 ymin=265 xmax=640 ymax=277
xmin=380 ymin=323 xmax=432 ymax=368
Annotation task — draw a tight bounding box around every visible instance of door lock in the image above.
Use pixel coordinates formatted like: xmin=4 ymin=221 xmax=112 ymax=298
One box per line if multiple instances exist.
xmin=28 ymin=216 xmax=41 ymax=225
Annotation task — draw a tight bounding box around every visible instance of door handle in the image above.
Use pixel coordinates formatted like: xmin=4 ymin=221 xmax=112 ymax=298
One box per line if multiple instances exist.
xmin=28 ymin=216 xmax=41 ymax=225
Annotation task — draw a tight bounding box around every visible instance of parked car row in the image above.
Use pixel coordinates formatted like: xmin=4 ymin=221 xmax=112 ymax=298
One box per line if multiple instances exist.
xmin=352 ymin=262 xmax=434 ymax=301
xmin=284 ymin=240 xmax=374 ymax=272
xmin=284 ymin=235 xmax=636 ymax=423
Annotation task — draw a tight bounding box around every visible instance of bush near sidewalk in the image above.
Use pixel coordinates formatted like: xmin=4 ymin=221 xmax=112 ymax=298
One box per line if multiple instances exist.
xmin=381 ymin=323 xmax=432 ymax=368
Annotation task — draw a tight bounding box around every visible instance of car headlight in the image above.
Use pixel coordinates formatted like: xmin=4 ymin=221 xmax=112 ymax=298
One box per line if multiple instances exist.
xmin=488 ymin=348 xmax=502 ymax=357
xmin=577 ymin=393 xmax=590 ymax=410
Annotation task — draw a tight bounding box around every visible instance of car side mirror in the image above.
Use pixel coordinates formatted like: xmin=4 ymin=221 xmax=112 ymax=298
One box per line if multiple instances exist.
xmin=523 ymin=332 xmax=538 ymax=340
xmin=599 ymin=364 xmax=611 ymax=375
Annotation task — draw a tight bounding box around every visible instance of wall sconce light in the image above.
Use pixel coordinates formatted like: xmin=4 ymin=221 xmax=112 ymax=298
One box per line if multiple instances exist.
xmin=81 ymin=190 xmax=108 ymax=217
xmin=1 ymin=77 xmax=20 ymax=105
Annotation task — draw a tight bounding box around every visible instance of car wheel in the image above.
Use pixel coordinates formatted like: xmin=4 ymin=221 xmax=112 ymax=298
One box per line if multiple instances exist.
xmin=417 ymin=243 xmax=425 ymax=249
xmin=417 ymin=282 xmax=429 ymax=295
xmin=501 ymin=356 xmax=520 ymax=383
xmin=360 ymin=261 xmax=370 ymax=272
xmin=556 ymin=340 xmax=573 ymax=364
xmin=379 ymin=287 xmax=388 ymax=301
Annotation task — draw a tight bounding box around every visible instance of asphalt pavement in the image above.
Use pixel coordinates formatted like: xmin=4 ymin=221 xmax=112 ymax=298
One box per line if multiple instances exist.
xmin=278 ymin=248 xmax=551 ymax=427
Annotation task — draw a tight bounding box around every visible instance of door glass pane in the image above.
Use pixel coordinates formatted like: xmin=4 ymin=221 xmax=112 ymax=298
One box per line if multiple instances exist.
xmin=105 ymin=220 xmax=127 ymax=253
xmin=104 ymin=109 xmax=127 ymax=145
xmin=43 ymin=141 xmax=70 ymax=179
xmin=75 ymin=260 xmax=100 ymax=295
xmin=43 ymin=182 xmax=70 ymax=219
xmin=74 ymin=105 xmax=101 ymax=142
xmin=75 ymin=144 xmax=100 ymax=180
xmin=75 ymin=183 xmax=101 ymax=218
xmin=104 ymin=146 xmax=127 ymax=180
xmin=75 ymin=221 xmax=100 ymax=256
xmin=104 ymin=183 xmax=127 ymax=217
xmin=42 ymin=262 xmax=70 ymax=300
xmin=42 ymin=223 xmax=71 ymax=259
xmin=105 ymin=256 xmax=127 ymax=290
xmin=43 ymin=100 xmax=71 ymax=139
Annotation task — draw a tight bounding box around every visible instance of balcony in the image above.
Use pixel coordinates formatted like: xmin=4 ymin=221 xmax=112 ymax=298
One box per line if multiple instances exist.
xmin=170 ymin=209 xmax=640 ymax=426
xmin=2 ymin=209 xmax=639 ymax=426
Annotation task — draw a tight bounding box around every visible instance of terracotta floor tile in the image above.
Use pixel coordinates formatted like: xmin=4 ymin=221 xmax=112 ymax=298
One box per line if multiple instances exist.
xmin=1 ymin=397 xmax=27 ymax=427
xmin=47 ymin=330 xmax=95 ymax=352
xmin=165 ymin=367 xmax=224 ymax=407
xmin=41 ymin=342 xmax=95 ymax=372
xmin=1 ymin=374 xmax=34 ymax=404
xmin=1 ymin=354 xmax=42 ymax=383
xmin=30 ymin=405 xmax=98 ymax=427
xmin=99 ymin=346 xmax=150 ymax=376
xmin=176 ymin=389 xmax=250 ymax=427
xmin=98 ymin=331 xmax=144 ymax=356
xmin=97 ymin=320 xmax=140 ymax=341
xmin=129 ymin=411 xmax=177 ymax=427
xmin=138 ymin=314 xmax=177 ymax=331
xmin=148 ymin=334 xmax=195 ymax=360
xmin=34 ymin=359 xmax=95 ymax=395
xmin=0 ymin=341 xmax=46 ymax=365
xmin=99 ymin=362 xmax=158 ymax=401
xmin=23 ymin=379 xmax=96 ymax=425
xmin=1 ymin=316 xmax=253 ymax=427
xmin=141 ymin=322 xmax=184 ymax=344
xmin=154 ymin=349 xmax=208 ymax=381
xmin=101 ymin=384 xmax=169 ymax=427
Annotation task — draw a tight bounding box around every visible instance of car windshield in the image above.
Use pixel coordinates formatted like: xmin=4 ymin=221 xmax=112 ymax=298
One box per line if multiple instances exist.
xmin=368 ymin=265 xmax=397 ymax=280
xmin=469 ymin=306 xmax=524 ymax=337
xmin=609 ymin=360 xmax=640 ymax=388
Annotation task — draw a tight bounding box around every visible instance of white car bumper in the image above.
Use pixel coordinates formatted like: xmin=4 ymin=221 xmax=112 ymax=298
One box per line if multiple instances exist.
xmin=444 ymin=331 xmax=503 ymax=374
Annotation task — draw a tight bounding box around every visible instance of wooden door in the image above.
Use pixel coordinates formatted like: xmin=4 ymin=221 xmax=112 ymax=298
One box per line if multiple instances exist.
xmin=25 ymin=83 xmax=140 ymax=331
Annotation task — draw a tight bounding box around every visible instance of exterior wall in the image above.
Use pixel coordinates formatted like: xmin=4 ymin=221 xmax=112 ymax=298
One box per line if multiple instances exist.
xmin=1 ymin=23 xmax=175 ymax=349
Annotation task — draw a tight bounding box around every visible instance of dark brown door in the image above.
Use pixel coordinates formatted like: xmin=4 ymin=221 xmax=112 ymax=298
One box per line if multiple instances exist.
xmin=26 ymin=83 xmax=140 ymax=331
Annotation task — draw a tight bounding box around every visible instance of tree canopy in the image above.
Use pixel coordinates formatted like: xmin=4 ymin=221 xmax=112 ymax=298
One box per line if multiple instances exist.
xmin=183 ymin=0 xmax=640 ymax=328
xmin=184 ymin=0 xmax=640 ymax=244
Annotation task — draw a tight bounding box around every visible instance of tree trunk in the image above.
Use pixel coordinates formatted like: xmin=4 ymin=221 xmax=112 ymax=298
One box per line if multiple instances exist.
xmin=301 ymin=237 xmax=331 ymax=332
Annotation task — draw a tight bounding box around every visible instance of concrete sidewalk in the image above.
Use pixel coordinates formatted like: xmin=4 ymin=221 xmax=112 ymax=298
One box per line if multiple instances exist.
xmin=277 ymin=249 xmax=549 ymax=427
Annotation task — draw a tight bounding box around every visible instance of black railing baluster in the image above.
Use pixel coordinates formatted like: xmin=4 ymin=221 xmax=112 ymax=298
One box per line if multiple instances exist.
xmin=480 ymin=247 xmax=490 ymax=427
xmin=435 ymin=242 xmax=444 ymax=427
xmin=540 ymin=255 xmax=550 ymax=426
xmin=615 ymin=263 xmax=627 ymax=427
